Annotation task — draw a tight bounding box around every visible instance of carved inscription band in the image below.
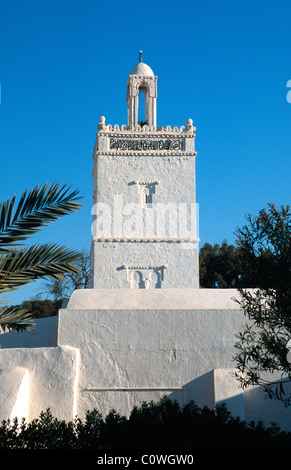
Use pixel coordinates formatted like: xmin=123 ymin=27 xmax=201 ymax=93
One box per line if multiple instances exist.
xmin=110 ymin=138 xmax=184 ymax=151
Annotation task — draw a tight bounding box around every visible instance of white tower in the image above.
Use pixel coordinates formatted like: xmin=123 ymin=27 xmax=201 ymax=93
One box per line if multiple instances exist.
xmin=91 ymin=56 xmax=199 ymax=289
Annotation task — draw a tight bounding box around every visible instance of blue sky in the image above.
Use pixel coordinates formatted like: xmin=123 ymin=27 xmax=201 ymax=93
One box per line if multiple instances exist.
xmin=0 ymin=0 xmax=290 ymax=304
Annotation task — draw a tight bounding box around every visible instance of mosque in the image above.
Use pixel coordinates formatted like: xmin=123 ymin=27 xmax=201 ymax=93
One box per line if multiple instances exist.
xmin=0 ymin=55 xmax=290 ymax=432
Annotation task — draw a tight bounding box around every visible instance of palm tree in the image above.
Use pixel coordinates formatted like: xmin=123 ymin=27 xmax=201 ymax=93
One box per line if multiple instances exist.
xmin=0 ymin=182 xmax=83 ymax=332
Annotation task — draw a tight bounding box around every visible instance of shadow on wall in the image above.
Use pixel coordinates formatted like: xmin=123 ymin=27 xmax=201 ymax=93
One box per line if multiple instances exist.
xmin=0 ymin=316 xmax=58 ymax=349
xmin=167 ymin=371 xmax=215 ymax=409
xmin=243 ymin=380 xmax=291 ymax=432
xmin=167 ymin=371 xmax=291 ymax=433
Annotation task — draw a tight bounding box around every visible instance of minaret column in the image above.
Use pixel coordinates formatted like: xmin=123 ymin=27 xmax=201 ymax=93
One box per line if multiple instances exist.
xmin=127 ymin=54 xmax=157 ymax=128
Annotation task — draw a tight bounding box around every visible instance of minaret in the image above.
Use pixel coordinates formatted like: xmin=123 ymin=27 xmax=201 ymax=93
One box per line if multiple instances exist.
xmin=91 ymin=56 xmax=199 ymax=289
xmin=127 ymin=51 xmax=157 ymax=128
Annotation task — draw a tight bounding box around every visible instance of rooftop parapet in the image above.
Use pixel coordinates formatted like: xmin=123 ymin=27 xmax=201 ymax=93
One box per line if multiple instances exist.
xmin=97 ymin=116 xmax=196 ymax=135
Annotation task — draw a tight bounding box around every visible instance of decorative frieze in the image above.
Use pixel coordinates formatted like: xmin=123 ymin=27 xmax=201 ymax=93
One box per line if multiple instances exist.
xmin=122 ymin=263 xmax=167 ymax=289
xmin=109 ymin=137 xmax=184 ymax=151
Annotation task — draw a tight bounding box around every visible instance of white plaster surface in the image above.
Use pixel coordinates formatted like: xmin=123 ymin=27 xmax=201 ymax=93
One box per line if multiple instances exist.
xmin=67 ymin=288 xmax=241 ymax=309
xmin=213 ymin=368 xmax=245 ymax=421
xmin=57 ymin=298 xmax=247 ymax=418
xmin=91 ymin=137 xmax=198 ymax=289
xmin=0 ymin=367 xmax=28 ymax=421
xmin=243 ymin=380 xmax=291 ymax=431
xmin=0 ymin=291 xmax=290 ymax=431
xmin=0 ymin=345 xmax=79 ymax=422
xmin=91 ymin=243 xmax=199 ymax=289
xmin=93 ymin=154 xmax=196 ymax=213
xmin=10 ymin=369 xmax=29 ymax=422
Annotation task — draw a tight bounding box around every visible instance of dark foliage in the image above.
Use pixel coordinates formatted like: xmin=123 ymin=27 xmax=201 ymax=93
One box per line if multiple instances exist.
xmin=0 ymin=397 xmax=290 ymax=450
xmin=5 ymin=299 xmax=62 ymax=320
xmin=199 ymin=240 xmax=246 ymax=288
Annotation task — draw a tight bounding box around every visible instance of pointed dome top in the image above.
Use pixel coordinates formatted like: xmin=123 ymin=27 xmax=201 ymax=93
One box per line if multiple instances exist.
xmin=129 ymin=51 xmax=154 ymax=76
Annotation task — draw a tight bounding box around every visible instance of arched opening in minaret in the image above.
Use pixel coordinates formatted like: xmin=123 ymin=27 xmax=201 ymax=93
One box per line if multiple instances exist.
xmin=138 ymin=89 xmax=146 ymax=125
xmin=137 ymin=82 xmax=149 ymax=126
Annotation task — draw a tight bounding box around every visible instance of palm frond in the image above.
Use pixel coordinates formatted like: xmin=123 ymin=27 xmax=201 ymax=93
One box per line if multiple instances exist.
xmin=0 ymin=306 xmax=35 ymax=333
xmin=0 ymin=182 xmax=83 ymax=252
xmin=0 ymin=243 xmax=83 ymax=293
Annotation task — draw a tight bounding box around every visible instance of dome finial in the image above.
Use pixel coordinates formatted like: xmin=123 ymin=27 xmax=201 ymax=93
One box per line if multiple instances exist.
xmin=139 ymin=50 xmax=143 ymax=63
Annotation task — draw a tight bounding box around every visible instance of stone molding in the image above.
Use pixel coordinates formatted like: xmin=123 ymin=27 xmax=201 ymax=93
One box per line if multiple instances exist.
xmin=132 ymin=180 xmax=160 ymax=185
xmin=95 ymin=151 xmax=196 ymax=157
xmin=93 ymin=237 xmax=200 ymax=243
xmin=122 ymin=264 xmax=168 ymax=270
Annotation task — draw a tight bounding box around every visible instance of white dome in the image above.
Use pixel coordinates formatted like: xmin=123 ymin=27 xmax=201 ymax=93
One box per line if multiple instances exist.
xmin=130 ymin=62 xmax=154 ymax=76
